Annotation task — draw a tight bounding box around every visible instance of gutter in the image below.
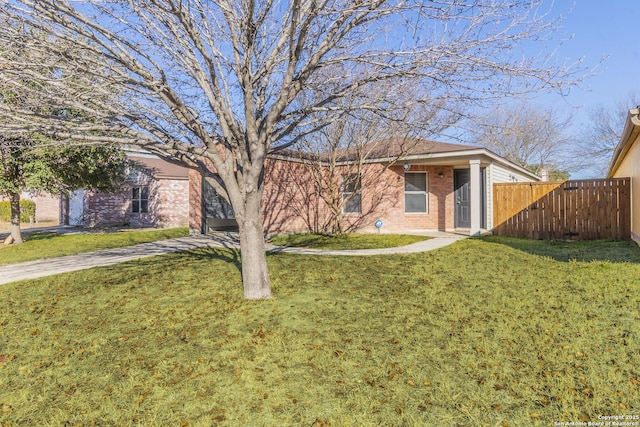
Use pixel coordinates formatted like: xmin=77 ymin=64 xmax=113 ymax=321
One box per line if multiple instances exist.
xmin=365 ymin=148 xmax=540 ymax=181
xmin=269 ymin=147 xmax=540 ymax=181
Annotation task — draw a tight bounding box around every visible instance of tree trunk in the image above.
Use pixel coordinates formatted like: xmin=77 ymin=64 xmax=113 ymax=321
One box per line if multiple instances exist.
xmin=237 ymin=192 xmax=271 ymax=300
xmin=328 ymin=210 xmax=343 ymax=236
xmin=9 ymin=191 xmax=23 ymax=244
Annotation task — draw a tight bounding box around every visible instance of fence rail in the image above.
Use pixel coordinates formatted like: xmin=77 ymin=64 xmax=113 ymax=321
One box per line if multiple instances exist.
xmin=493 ymin=178 xmax=631 ymax=240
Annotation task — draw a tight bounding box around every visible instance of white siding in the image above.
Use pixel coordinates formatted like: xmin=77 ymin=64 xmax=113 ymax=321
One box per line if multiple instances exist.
xmin=490 ymin=164 xmax=535 ymax=184
xmin=611 ymin=136 xmax=640 ymax=243
xmin=486 ymin=163 xmax=537 ymax=230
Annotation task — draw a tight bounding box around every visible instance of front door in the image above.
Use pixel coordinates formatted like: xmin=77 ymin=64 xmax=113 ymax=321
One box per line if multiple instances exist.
xmin=454 ymin=169 xmax=471 ymax=228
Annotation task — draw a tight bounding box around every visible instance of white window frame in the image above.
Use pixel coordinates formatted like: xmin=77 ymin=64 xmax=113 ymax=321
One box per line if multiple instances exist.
xmin=404 ymin=172 xmax=428 ymax=214
xmin=342 ymin=174 xmax=362 ymax=214
xmin=132 ymin=185 xmax=149 ymax=214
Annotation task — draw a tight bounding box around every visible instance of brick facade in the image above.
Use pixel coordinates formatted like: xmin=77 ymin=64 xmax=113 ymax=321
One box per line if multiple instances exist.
xmin=188 ymin=169 xmax=205 ymax=233
xmin=262 ymin=158 xmax=325 ymax=234
xmin=77 ymin=178 xmax=189 ymax=228
xmin=190 ymin=158 xmax=457 ymax=235
xmin=190 ymin=158 xmax=324 ymax=234
xmin=2 ymin=154 xmax=190 ymax=230
xmin=353 ymin=165 xmax=456 ymax=233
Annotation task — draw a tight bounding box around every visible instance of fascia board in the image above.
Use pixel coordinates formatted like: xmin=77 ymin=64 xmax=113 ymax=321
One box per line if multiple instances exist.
xmin=352 ymin=148 xmax=539 ymax=180
xmin=607 ymin=108 xmax=640 ymax=177
xmin=270 ymin=147 xmax=540 ymax=181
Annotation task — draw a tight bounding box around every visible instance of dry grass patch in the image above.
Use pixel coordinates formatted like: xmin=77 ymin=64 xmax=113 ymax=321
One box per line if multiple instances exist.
xmin=0 ymin=237 xmax=638 ymax=426
xmin=0 ymin=227 xmax=189 ymax=265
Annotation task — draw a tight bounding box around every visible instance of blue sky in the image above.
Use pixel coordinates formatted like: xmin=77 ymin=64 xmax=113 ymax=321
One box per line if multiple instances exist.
xmin=502 ymin=0 xmax=639 ymax=178
xmin=547 ymin=0 xmax=639 ymax=116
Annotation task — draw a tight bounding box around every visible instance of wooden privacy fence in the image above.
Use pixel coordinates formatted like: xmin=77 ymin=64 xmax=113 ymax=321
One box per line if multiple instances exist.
xmin=493 ymin=178 xmax=631 ymax=240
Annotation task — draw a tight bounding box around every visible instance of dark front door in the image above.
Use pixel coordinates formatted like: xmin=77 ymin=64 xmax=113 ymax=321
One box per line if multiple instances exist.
xmin=454 ymin=169 xmax=471 ymax=228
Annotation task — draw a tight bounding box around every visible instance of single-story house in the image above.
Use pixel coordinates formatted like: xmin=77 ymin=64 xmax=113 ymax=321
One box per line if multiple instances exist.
xmin=190 ymin=139 xmax=540 ymax=237
xmin=62 ymin=150 xmax=191 ymax=228
xmin=2 ymin=151 xmax=190 ymax=230
xmin=607 ymin=107 xmax=640 ymax=244
xmin=15 ymin=139 xmax=538 ymax=237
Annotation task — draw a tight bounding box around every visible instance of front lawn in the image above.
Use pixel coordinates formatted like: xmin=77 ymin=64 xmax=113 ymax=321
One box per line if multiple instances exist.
xmin=0 ymin=237 xmax=638 ymax=426
xmin=269 ymin=232 xmax=431 ymax=250
xmin=0 ymin=227 xmax=189 ymax=265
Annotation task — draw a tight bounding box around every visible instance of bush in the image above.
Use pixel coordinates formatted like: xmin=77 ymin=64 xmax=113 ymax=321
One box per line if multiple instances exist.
xmin=0 ymin=199 xmax=36 ymax=223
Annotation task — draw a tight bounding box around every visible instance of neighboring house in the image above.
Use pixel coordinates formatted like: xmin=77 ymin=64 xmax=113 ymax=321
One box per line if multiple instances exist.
xmin=607 ymin=107 xmax=640 ymax=244
xmin=0 ymin=192 xmax=61 ymax=225
xmin=190 ymin=139 xmax=540 ymax=237
xmin=62 ymin=150 xmax=190 ymax=228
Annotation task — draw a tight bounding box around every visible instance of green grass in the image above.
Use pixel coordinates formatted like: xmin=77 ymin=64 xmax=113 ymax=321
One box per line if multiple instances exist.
xmin=481 ymin=235 xmax=640 ymax=263
xmin=0 ymin=227 xmax=189 ymax=265
xmin=0 ymin=237 xmax=639 ymax=426
xmin=269 ymin=232 xmax=431 ymax=250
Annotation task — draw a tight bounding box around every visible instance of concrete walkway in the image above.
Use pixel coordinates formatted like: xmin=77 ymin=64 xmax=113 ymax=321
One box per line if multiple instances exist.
xmin=0 ymin=231 xmax=466 ymax=286
xmin=267 ymin=231 xmax=467 ymax=256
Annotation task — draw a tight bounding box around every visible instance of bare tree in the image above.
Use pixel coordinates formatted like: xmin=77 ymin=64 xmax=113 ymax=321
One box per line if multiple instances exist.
xmin=0 ymin=1 xmax=587 ymax=299
xmin=0 ymin=27 xmax=127 ymax=244
xmin=468 ymin=103 xmax=573 ymax=178
xmin=577 ymin=92 xmax=640 ymax=177
xmin=295 ymin=105 xmax=446 ymax=234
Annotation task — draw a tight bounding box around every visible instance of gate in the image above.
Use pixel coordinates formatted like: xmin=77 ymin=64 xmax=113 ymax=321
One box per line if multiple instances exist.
xmin=493 ymin=178 xmax=631 ymax=240
xmin=203 ymin=176 xmax=238 ymax=231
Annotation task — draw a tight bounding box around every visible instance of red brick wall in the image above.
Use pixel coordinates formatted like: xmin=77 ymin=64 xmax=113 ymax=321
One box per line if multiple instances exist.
xmin=354 ymin=165 xmax=455 ymax=232
xmin=262 ymin=158 xmax=327 ymax=235
xmin=190 ymin=158 xmax=327 ymax=235
xmin=83 ymin=189 xmax=127 ymax=226
xmin=189 ymin=159 xmax=455 ymax=235
xmin=323 ymin=164 xmax=454 ymax=233
xmin=82 ymin=179 xmax=189 ymax=228
xmin=152 ymin=179 xmax=190 ymax=227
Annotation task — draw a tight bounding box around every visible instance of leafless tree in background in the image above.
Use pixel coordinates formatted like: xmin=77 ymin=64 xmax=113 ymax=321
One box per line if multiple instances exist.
xmin=468 ymin=103 xmax=573 ymax=179
xmin=0 ymin=0 xmax=587 ymax=299
xmin=576 ymin=92 xmax=640 ymax=177
xmin=0 ymin=28 xmax=126 ymax=244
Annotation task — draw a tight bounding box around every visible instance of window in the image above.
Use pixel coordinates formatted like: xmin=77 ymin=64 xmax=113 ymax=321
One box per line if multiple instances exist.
xmin=132 ymin=186 xmax=149 ymax=213
xmin=342 ymin=174 xmax=361 ymax=214
xmin=405 ymin=172 xmax=427 ymax=213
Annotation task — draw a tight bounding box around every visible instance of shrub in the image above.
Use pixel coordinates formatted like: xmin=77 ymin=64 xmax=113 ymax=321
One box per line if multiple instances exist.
xmin=0 ymin=199 xmax=36 ymax=222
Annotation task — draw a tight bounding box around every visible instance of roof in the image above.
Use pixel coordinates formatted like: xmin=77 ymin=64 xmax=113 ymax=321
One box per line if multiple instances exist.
xmin=333 ymin=138 xmax=479 ymax=162
xmin=271 ymin=138 xmax=479 ymax=163
xmin=607 ymin=107 xmax=640 ymax=177
xmin=129 ymin=155 xmax=190 ymax=180
xmin=271 ymin=138 xmax=538 ymax=180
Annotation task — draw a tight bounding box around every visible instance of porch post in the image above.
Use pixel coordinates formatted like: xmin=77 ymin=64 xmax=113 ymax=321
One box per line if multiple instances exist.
xmin=469 ymin=159 xmax=481 ymax=236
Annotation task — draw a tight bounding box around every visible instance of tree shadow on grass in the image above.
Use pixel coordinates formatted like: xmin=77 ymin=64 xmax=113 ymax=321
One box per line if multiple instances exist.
xmin=22 ymin=232 xmax=61 ymax=242
xmin=148 ymin=247 xmax=242 ymax=271
xmin=182 ymin=247 xmax=243 ymax=271
xmin=9 ymin=227 xmax=122 ymax=243
xmin=271 ymin=233 xmax=347 ymax=249
xmin=480 ymin=236 xmax=640 ymax=264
